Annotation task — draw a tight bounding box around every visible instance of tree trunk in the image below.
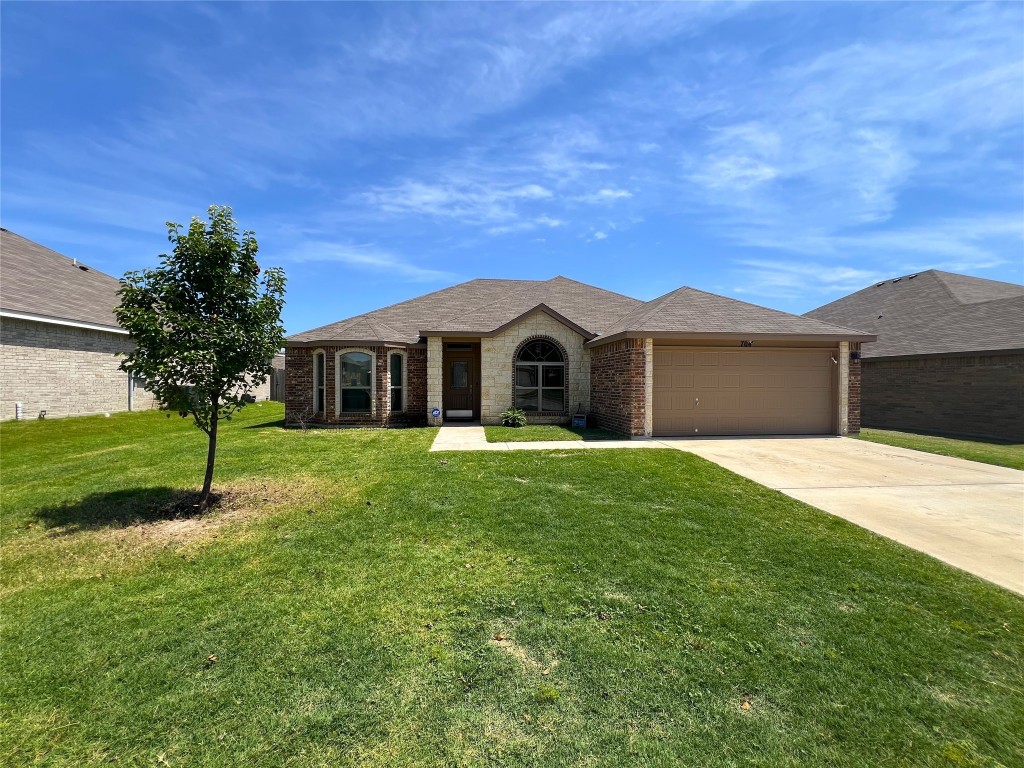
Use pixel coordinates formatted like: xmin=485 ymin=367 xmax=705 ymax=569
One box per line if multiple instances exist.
xmin=199 ymin=396 xmax=219 ymax=509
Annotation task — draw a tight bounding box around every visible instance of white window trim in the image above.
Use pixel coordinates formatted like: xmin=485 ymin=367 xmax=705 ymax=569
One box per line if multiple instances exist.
xmin=388 ymin=349 xmax=408 ymax=413
xmin=312 ymin=348 xmax=326 ymax=414
xmin=335 ymin=348 xmax=376 ymax=416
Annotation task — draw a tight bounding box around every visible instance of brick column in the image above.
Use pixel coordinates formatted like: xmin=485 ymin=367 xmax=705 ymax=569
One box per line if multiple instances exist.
xmin=427 ymin=336 xmax=443 ymax=426
xmin=848 ymin=342 xmax=862 ymax=434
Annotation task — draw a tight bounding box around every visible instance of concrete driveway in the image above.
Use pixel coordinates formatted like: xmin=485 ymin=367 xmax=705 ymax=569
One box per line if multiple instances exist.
xmin=669 ymin=437 xmax=1024 ymax=595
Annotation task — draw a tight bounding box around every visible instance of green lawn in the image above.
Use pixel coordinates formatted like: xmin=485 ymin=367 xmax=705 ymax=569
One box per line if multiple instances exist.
xmin=484 ymin=424 xmax=621 ymax=442
xmin=856 ymin=428 xmax=1024 ymax=470
xmin=2 ymin=403 xmax=1023 ymax=766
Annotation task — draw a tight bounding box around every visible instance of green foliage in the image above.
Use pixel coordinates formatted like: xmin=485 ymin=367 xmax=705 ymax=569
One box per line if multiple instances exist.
xmin=500 ymin=407 xmax=528 ymax=428
xmin=116 ymin=205 xmax=286 ymax=436
xmin=116 ymin=205 xmax=285 ymax=501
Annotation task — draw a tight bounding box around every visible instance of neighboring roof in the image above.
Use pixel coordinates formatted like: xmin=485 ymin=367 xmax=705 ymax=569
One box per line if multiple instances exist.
xmin=588 ymin=286 xmax=874 ymax=345
xmin=0 ymin=228 xmax=124 ymax=331
xmin=805 ymin=270 xmax=1024 ymax=358
xmin=291 ymin=276 xmax=871 ymax=346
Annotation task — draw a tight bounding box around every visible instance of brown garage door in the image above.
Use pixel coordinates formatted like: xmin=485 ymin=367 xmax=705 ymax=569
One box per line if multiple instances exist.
xmin=653 ymin=347 xmax=836 ymax=436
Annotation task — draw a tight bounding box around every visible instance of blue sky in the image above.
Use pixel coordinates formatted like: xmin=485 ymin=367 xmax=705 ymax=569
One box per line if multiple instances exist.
xmin=2 ymin=2 xmax=1022 ymax=334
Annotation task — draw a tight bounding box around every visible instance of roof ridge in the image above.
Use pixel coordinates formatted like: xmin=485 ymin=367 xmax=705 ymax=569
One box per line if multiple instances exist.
xmin=610 ymin=285 xmax=685 ymax=329
xmin=435 ymin=279 xmax=541 ymax=324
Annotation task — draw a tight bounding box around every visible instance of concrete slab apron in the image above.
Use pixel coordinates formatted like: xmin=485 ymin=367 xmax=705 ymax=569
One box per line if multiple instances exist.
xmin=430 ymin=427 xmax=1024 ymax=595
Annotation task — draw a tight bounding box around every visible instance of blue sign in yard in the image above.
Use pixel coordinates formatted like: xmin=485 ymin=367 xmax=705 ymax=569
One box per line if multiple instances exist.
xmin=431 ymin=408 xmax=441 ymax=418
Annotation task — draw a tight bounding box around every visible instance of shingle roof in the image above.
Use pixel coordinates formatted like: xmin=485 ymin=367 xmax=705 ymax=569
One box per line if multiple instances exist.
xmin=288 ymin=276 xmax=643 ymax=344
xmin=0 ymin=228 xmax=124 ymax=330
xmin=590 ymin=286 xmax=873 ymax=342
xmin=805 ymin=270 xmax=1024 ymax=358
xmin=290 ymin=276 xmax=870 ymax=345
xmin=422 ymin=277 xmax=643 ymax=337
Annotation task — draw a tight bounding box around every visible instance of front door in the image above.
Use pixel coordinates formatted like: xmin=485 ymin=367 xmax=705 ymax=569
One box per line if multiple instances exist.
xmin=443 ymin=347 xmax=480 ymax=419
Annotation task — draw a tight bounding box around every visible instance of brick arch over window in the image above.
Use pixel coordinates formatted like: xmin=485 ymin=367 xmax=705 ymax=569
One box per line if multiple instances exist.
xmin=512 ymin=335 xmax=569 ymax=414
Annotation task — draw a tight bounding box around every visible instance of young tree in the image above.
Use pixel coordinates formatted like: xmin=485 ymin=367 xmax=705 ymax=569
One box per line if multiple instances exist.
xmin=116 ymin=205 xmax=286 ymax=508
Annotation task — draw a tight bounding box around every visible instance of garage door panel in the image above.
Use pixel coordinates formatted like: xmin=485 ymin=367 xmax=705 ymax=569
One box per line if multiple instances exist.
xmin=654 ymin=347 xmax=835 ymax=436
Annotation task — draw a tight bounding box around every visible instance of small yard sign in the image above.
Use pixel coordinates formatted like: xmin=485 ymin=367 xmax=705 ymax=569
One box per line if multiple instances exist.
xmin=431 ymin=408 xmax=441 ymax=418
xmin=572 ymin=413 xmax=587 ymax=428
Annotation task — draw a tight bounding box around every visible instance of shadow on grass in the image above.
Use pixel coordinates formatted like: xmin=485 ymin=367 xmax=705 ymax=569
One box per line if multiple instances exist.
xmin=862 ymin=427 xmax=1022 ymax=447
xmin=242 ymin=418 xmax=286 ymax=429
xmin=35 ymin=486 xmax=218 ymax=533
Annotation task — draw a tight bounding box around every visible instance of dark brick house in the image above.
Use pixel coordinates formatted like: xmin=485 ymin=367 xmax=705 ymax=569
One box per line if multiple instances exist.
xmin=286 ymin=277 xmax=872 ymax=437
xmin=806 ymin=270 xmax=1024 ymax=441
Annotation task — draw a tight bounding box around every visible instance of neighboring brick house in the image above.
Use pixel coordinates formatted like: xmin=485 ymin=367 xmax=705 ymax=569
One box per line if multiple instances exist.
xmin=0 ymin=228 xmax=161 ymax=420
xmin=806 ymin=270 xmax=1024 ymax=441
xmin=287 ymin=277 xmax=873 ymax=437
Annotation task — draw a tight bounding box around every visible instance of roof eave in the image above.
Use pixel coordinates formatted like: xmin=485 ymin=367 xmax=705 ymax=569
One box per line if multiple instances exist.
xmin=286 ymin=338 xmax=424 ymax=348
xmin=585 ymin=330 xmax=878 ymax=347
xmin=0 ymin=308 xmax=127 ymax=335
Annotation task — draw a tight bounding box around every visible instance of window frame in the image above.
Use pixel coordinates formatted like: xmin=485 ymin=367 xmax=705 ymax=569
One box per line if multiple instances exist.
xmin=514 ymin=338 xmax=566 ymax=414
xmin=335 ymin=348 xmax=376 ymax=415
xmin=312 ymin=348 xmax=326 ymax=415
xmin=388 ymin=350 xmax=407 ymax=413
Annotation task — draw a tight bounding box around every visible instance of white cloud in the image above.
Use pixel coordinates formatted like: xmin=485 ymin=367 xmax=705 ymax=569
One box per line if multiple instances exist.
xmin=577 ymin=188 xmax=633 ymax=203
xmin=734 ymin=260 xmax=887 ymax=300
xmin=285 ymin=241 xmax=452 ymax=282
xmin=361 ymin=179 xmax=554 ymax=224
xmin=487 ymin=215 xmax=565 ymax=236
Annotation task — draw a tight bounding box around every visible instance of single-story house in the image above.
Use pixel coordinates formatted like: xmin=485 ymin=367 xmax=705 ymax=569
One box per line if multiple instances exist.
xmin=0 ymin=229 xmax=274 ymax=421
xmin=806 ymin=270 xmax=1024 ymax=441
xmin=0 ymin=228 xmax=162 ymax=420
xmin=286 ymin=276 xmax=874 ymax=437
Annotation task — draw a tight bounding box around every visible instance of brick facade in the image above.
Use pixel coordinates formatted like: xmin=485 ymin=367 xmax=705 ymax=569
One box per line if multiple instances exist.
xmin=861 ymin=352 xmax=1023 ymax=440
xmin=0 ymin=317 xmax=159 ymax=420
xmin=848 ymin=342 xmax=862 ymax=434
xmin=589 ymin=338 xmax=648 ymax=436
xmin=285 ymin=344 xmax=427 ymax=427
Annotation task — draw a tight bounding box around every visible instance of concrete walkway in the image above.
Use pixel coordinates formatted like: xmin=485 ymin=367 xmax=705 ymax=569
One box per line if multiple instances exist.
xmin=430 ymin=425 xmax=1024 ymax=595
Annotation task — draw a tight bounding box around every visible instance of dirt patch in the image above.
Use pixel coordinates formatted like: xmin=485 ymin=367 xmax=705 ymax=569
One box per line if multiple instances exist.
xmin=98 ymin=478 xmax=327 ymax=545
xmin=491 ymin=630 xmax=558 ymax=675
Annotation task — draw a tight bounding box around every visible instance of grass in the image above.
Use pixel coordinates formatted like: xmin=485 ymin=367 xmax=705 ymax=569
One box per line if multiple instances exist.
xmin=856 ymin=427 xmax=1024 ymax=470
xmin=484 ymin=425 xmax=621 ymax=442
xmin=2 ymin=403 xmax=1023 ymax=766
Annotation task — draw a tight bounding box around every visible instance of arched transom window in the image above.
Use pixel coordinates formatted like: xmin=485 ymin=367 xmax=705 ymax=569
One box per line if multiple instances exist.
xmin=515 ymin=339 xmax=565 ymax=412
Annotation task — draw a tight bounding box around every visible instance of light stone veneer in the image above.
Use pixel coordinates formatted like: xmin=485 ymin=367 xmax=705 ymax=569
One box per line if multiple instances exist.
xmin=426 ymin=336 xmax=443 ymax=426
xmin=643 ymin=338 xmax=654 ymax=437
xmin=480 ymin=311 xmax=590 ymax=425
xmin=0 ymin=317 xmax=159 ymax=420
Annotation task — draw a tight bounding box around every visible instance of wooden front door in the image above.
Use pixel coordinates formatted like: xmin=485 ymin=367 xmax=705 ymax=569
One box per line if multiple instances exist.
xmin=443 ymin=347 xmax=480 ymax=419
